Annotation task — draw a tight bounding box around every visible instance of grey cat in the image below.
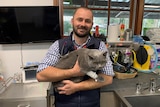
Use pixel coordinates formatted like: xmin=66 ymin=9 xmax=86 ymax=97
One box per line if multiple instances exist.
xmin=53 ymin=48 xmax=107 ymax=88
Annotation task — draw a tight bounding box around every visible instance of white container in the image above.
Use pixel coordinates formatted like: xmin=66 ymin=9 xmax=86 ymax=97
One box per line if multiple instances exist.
xmin=107 ymin=24 xmax=120 ymax=42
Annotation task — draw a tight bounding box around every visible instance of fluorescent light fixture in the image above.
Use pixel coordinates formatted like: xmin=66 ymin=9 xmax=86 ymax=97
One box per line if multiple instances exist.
xmin=115 ymin=11 xmax=123 ymax=18
xmin=63 ymin=2 xmax=70 ymax=5
xmin=143 ymin=12 xmax=151 ymax=18
xmin=99 ymin=0 xmax=129 ymax=1
xmin=144 ymin=5 xmax=160 ymax=8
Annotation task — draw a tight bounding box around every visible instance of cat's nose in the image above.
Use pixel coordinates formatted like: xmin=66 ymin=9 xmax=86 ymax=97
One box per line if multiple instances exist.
xmin=97 ymin=65 xmax=103 ymax=69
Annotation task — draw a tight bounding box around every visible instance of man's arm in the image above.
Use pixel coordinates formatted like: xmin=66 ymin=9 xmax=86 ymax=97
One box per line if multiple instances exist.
xmin=36 ymin=66 xmax=74 ymax=82
xmin=36 ymin=40 xmax=84 ymax=82
xmin=76 ymin=73 xmax=113 ymax=91
xmin=36 ymin=60 xmax=84 ymax=82
xmin=57 ymin=73 xmax=113 ymax=95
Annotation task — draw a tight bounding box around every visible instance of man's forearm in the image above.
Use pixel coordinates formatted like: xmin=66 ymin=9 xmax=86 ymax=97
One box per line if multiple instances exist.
xmin=76 ymin=73 xmax=113 ymax=91
xmin=36 ymin=66 xmax=75 ymax=82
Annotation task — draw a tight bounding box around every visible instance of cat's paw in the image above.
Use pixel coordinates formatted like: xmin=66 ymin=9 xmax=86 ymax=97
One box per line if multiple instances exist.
xmin=95 ymin=76 xmax=104 ymax=82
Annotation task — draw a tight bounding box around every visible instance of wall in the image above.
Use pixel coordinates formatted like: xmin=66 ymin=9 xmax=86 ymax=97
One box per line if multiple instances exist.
xmin=0 ymin=0 xmax=54 ymax=79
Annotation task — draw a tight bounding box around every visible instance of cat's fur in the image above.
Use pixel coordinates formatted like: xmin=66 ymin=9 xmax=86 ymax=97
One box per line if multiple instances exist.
xmin=53 ymin=48 xmax=107 ymax=88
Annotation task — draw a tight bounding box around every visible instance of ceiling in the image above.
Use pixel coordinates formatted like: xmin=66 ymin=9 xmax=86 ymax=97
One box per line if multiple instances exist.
xmin=63 ymin=0 xmax=160 ymax=19
xmin=145 ymin=0 xmax=160 ymax=4
xmin=64 ymin=0 xmax=160 ymax=7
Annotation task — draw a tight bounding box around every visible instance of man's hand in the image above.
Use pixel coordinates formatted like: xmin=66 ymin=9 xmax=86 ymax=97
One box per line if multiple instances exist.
xmin=71 ymin=60 xmax=85 ymax=77
xmin=57 ymin=80 xmax=79 ymax=95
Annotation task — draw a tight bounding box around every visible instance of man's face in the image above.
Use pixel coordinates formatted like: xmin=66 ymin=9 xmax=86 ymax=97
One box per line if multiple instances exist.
xmin=71 ymin=8 xmax=93 ymax=38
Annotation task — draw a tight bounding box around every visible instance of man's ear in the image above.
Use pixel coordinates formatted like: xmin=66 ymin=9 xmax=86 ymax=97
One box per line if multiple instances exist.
xmin=71 ymin=18 xmax=73 ymax=25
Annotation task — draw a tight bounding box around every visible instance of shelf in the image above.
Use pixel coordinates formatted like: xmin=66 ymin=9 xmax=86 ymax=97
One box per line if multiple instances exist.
xmin=107 ymin=41 xmax=133 ymax=48
xmin=107 ymin=41 xmax=133 ymax=44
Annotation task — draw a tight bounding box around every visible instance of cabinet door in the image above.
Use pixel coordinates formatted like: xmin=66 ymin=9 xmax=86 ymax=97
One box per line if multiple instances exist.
xmin=0 ymin=98 xmax=46 ymax=107
xmin=100 ymin=92 xmax=120 ymax=107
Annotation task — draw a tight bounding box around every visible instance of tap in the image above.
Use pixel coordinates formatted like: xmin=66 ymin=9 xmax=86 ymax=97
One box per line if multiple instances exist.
xmin=135 ymin=78 xmax=157 ymax=94
xmin=149 ymin=78 xmax=156 ymax=93
xmin=136 ymin=83 xmax=142 ymax=94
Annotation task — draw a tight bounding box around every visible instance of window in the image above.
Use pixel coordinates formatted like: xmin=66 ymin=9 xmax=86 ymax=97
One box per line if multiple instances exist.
xmin=62 ymin=0 xmax=131 ymax=37
xmin=63 ymin=9 xmax=74 ymax=36
xmin=110 ymin=0 xmax=130 ymax=29
xmin=142 ymin=0 xmax=160 ymax=36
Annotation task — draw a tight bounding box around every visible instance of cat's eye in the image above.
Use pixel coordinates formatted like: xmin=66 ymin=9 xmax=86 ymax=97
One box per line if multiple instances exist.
xmin=89 ymin=55 xmax=94 ymax=60
xmin=103 ymin=52 xmax=107 ymax=56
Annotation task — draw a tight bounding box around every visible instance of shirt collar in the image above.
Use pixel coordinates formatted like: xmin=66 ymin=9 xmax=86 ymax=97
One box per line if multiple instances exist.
xmin=72 ymin=33 xmax=91 ymax=49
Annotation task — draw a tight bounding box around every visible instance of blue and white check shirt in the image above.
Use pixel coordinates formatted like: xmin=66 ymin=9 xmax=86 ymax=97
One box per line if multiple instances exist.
xmin=37 ymin=38 xmax=115 ymax=76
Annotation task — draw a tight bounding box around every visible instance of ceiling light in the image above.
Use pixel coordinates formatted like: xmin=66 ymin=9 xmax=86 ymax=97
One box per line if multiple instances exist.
xmin=63 ymin=2 xmax=70 ymax=5
xmin=144 ymin=5 xmax=160 ymax=8
xmin=99 ymin=0 xmax=108 ymax=1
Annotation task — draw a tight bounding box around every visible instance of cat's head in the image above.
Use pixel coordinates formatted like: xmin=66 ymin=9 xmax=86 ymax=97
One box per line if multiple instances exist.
xmin=86 ymin=49 xmax=107 ymax=70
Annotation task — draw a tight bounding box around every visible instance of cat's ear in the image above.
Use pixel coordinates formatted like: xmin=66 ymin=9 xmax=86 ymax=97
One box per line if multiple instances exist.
xmin=103 ymin=51 xmax=107 ymax=57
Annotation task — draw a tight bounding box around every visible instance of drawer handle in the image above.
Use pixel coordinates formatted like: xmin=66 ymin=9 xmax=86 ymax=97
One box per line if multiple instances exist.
xmin=17 ymin=104 xmax=31 ymax=107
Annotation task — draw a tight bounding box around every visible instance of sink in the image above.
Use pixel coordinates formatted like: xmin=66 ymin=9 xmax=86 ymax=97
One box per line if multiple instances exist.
xmin=125 ymin=95 xmax=160 ymax=107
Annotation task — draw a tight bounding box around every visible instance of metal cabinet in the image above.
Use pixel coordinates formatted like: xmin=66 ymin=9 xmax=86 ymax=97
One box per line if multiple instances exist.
xmin=0 ymin=82 xmax=49 ymax=107
xmin=0 ymin=98 xmax=46 ymax=107
xmin=100 ymin=91 xmax=131 ymax=107
xmin=100 ymin=92 xmax=120 ymax=107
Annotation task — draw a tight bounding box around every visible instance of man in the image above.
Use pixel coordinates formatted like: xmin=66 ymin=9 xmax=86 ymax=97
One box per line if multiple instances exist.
xmin=37 ymin=7 xmax=114 ymax=107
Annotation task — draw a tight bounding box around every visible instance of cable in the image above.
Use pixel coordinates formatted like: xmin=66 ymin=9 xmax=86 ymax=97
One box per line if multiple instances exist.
xmin=20 ymin=43 xmax=24 ymax=68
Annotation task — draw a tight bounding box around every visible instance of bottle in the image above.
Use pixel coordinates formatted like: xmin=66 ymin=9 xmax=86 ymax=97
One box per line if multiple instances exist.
xmin=0 ymin=59 xmax=3 ymax=81
xmin=124 ymin=48 xmax=132 ymax=64
xmin=150 ymin=54 xmax=155 ymax=69
xmin=156 ymin=48 xmax=160 ymax=72
xmin=120 ymin=23 xmax=125 ymax=41
xmin=0 ymin=73 xmax=4 ymax=81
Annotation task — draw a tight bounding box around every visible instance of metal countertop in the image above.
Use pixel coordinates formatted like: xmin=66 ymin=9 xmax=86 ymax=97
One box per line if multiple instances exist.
xmin=0 ymin=82 xmax=49 ymax=100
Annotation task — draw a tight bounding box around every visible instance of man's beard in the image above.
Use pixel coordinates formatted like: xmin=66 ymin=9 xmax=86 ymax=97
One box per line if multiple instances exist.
xmin=73 ymin=26 xmax=91 ymax=38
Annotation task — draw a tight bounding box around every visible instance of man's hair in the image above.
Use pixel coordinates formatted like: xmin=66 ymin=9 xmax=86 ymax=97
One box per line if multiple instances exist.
xmin=73 ymin=7 xmax=93 ymax=17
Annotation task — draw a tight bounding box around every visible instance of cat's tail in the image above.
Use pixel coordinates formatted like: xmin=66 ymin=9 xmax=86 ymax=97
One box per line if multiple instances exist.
xmin=86 ymin=71 xmax=104 ymax=82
